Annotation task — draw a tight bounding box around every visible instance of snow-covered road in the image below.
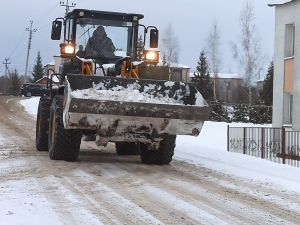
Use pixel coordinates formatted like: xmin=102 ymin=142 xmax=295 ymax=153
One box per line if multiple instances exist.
xmin=0 ymin=96 xmax=299 ymax=225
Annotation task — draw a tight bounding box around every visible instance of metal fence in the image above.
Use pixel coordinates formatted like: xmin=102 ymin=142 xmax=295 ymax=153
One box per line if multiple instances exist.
xmin=228 ymin=126 xmax=300 ymax=167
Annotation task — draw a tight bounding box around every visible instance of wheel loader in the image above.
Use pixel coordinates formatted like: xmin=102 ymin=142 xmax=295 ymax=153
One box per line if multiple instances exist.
xmin=36 ymin=9 xmax=210 ymax=165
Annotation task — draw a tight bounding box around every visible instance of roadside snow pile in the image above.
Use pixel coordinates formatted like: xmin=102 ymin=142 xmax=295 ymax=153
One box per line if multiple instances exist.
xmin=175 ymin=122 xmax=300 ymax=194
xmin=71 ymin=81 xmax=205 ymax=106
xmin=19 ymin=97 xmax=40 ymax=118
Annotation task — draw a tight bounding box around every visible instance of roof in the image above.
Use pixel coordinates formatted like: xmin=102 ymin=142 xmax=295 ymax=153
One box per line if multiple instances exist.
xmin=257 ymin=78 xmax=265 ymax=83
xmin=190 ymin=72 xmax=241 ymax=79
xmin=44 ymin=62 xmax=55 ymax=67
xmin=66 ymin=9 xmax=144 ymax=21
xmin=36 ymin=76 xmax=60 ymax=83
xmin=217 ymin=73 xmax=240 ymax=79
xmin=268 ymin=0 xmax=295 ymax=7
xmin=157 ymin=61 xmax=190 ymax=69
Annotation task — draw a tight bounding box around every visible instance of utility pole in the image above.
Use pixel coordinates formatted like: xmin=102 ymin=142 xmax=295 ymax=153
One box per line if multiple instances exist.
xmin=60 ymin=0 xmax=76 ymax=16
xmin=24 ymin=20 xmax=37 ymax=82
xmin=3 ymin=58 xmax=11 ymax=95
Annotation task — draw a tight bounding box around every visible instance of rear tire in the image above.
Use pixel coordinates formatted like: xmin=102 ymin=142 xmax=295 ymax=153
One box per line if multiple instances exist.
xmin=140 ymin=135 xmax=176 ymax=165
xmin=36 ymin=97 xmax=51 ymax=151
xmin=26 ymin=92 xmax=32 ymax=97
xmin=116 ymin=142 xmax=139 ymax=155
xmin=48 ymin=96 xmax=82 ymax=162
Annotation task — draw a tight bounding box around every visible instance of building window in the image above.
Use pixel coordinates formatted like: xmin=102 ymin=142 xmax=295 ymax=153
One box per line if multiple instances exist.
xmin=284 ymin=23 xmax=295 ymax=58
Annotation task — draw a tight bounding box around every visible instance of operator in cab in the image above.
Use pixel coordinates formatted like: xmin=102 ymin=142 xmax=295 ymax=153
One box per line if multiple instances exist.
xmin=85 ymin=26 xmax=116 ymax=58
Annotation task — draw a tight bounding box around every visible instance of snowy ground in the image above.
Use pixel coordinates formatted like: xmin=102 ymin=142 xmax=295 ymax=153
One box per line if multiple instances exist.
xmin=0 ymin=96 xmax=299 ymax=224
xmin=19 ymin=97 xmax=39 ymax=117
xmin=20 ymin=97 xmax=300 ymax=194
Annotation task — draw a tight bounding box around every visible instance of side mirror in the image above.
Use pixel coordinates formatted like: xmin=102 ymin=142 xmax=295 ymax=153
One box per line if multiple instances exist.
xmin=51 ymin=20 xmax=62 ymax=40
xmin=150 ymin=29 xmax=159 ymax=48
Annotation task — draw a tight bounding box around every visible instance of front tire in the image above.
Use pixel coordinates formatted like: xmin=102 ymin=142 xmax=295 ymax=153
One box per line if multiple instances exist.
xmin=140 ymin=135 xmax=176 ymax=165
xmin=48 ymin=96 xmax=82 ymax=162
xmin=36 ymin=97 xmax=51 ymax=151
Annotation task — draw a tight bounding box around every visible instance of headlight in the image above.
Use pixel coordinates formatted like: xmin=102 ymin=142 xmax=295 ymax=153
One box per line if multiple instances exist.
xmin=144 ymin=50 xmax=159 ymax=62
xmin=60 ymin=43 xmax=75 ymax=57
xmin=64 ymin=45 xmax=75 ymax=54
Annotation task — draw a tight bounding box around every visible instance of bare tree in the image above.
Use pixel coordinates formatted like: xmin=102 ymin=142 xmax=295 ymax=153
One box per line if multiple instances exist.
xmin=206 ymin=21 xmax=221 ymax=101
xmin=161 ymin=24 xmax=179 ymax=66
xmin=232 ymin=2 xmax=263 ymax=105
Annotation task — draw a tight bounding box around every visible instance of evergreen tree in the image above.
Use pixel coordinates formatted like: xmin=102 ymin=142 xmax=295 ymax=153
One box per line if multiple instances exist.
xmin=232 ymin=104 xmax=249 ymax=123
xmin=260 ymin=61 xmax=274 ymax=106
xmin=32 ymin=51 xmax=44 ymax=82
xmin=9 ymin=69 xmax=22 ymax=96
xmin=209 ymin=101 xmax=230 ymax=122
xmin=248 ymin=102 xmax=272 ymax=124
xmin=192 ymin=51 xmax=213 ymax=100
xmin=248 ymin=105 xmax=260 ymax=124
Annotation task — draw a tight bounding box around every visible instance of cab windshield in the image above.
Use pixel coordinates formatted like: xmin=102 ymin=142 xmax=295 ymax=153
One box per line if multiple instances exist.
xmin=75 ymin=18 xmax=133 ymax=60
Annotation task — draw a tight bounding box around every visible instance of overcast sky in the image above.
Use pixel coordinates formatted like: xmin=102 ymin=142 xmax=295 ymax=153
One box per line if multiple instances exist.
xmin=0 ymin=0 xmax=274 ymax=77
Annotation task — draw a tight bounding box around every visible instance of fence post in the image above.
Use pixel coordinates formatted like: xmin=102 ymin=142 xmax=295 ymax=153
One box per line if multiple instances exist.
xmin=227 ymin=125 xmax=230 ymax=152
xmin=261 ymin=128 xmax=265 ymax=159
xmin=282 ymin=127 xmax=286 ymax=164
xmin=243 ymin=127 xmax=246 ymax=155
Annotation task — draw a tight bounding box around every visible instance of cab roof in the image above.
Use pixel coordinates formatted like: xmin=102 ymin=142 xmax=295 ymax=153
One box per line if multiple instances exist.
xmin=66 ymin=9 xmax=144 ymax=22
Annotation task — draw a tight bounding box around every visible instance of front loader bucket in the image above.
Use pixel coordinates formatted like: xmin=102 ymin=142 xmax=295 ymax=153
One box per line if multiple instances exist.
xmin=63 ymin=74 xmax=210 ymax=141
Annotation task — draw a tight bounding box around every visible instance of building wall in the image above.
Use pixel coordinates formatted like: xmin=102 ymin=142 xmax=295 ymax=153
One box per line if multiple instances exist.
xmin=54 ymin=56 xmax=62 ymax=73
xmin=215 ymin=78 xmax=244 ymax=103
xmin=170 ymin=68 xmax=190 ymax=81
xmin=273 ymin=1 xmax=300 ymax=130
xmin=44 ymin=65 xmax=55 ymax=77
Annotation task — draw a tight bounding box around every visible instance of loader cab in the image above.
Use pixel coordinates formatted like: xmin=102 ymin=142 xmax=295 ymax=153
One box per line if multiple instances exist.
xmin=52 ymin=9 xmax=159 ymax=64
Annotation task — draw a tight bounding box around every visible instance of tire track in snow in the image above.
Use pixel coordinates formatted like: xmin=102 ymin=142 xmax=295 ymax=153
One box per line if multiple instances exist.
xmin=38 ymin=176 xmax=106 ymax=225
xmin=164 ymin=178 xmax=292 ymax=225
xmin=170 ymin=162 xmax=300 ymax=224
xmin=70 ymin=169 xmax=164 ymax=225
xmin=78 ymin=163 xmax=200 ymax=225
xmin=143 ymin=184 xmax=229 ymax=225
xmin=109 ymin=161 xmax=297 ymax=224
xmin=86 ymin=162 xmax=243 ymax=224
xmin=173 ymin=160 xmax=300 ymax=202
xmin=217 ymin=179 xmax=300 ymax=214
xmin=108 ymin=162 xmax=280 ymax=224
xmin=61 ymin=176 xmax=126 ymax=225
xmin=0 ymin=178 xmax=63 ymax=225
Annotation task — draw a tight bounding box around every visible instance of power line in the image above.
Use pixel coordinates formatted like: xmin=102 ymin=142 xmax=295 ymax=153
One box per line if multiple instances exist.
xmin=35 ymin=3 xmax=61 ymax=29
xmin=8 ymin=30 xmax=26 ymax=58
xmin=60 ymin=0 xmax=76 ymax=16
xmin=24 ymin=20 xmax=37 ymax=81
xmin=3 ymin=58 xmax=11 ymax=94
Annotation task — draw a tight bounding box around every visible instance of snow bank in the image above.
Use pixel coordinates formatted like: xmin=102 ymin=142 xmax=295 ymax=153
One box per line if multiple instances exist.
xmin=175 ymin=122 xmax=300 ymax=194
xmin=19 ymin=97 xmax=40 ymax=118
